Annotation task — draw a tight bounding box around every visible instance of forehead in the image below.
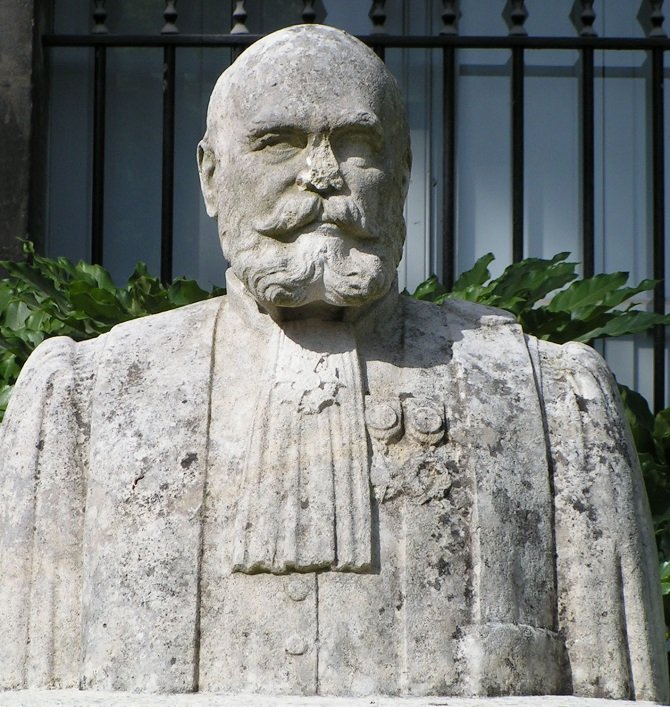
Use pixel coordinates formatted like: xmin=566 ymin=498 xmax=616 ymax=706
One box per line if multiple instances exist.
xmin=211 ymin=28 xmax=397 ymax=127
xmin=230 ymin=58 xmax=388 ymax=128
xmin=241 ymin=91 xmax=383 ymax=136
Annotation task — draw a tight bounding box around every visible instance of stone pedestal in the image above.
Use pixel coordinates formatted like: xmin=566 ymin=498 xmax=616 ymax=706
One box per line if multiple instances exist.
xmin=0 ymin=693 xmax=661 ymax=706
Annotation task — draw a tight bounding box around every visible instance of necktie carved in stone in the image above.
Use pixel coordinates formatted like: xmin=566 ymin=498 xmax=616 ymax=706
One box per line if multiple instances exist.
xmin=231 ymin=319 xmax=372 ymax=574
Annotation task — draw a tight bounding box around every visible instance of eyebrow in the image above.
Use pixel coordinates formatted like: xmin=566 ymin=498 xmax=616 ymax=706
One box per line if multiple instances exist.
xmin=246 ymin=111 xmax=382 ymax=137
xmin=246 ymin=124 xmax=305 ymax=140
xmin=331 ymin=111 xmax=381 ymax=131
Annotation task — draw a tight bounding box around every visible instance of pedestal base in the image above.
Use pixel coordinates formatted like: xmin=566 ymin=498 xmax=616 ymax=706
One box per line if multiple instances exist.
xmin=0 ymin=693 xmax=661 ymax=706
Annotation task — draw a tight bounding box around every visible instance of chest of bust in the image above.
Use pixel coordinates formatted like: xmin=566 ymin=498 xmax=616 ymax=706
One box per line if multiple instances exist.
xmin=196 ymin=308 xmax=558 ymax=695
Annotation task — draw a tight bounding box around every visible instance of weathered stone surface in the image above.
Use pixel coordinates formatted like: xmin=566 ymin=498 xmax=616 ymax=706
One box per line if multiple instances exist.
xmin=0 ymin=24 xmax=667 ymax=703
xmin=0 ymin=693 xmax=663 ymax=707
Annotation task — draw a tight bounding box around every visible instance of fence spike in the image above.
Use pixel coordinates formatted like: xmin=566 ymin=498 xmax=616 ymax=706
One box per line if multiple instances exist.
xmin=302 ymin=0 xmax=316 ymax=24
xmin=441 ymin=0 xmax=459 ymax=36
xmin=162 ymin=1 xmax=178 ymax=34
xmin=570 ymin=0 xmax=597 ymax=37
xmin=369 ymin=1 xmax=387 ymax=34
xmin=231 ymin=1 xmax=249 ymax=34
xmin=92 ymin=0 xmax=108 ymax=34
xmin=638 ymin=0 xmax=666 ymax=37
xmin=503 ymin=0 xmax=528 ymax=37
xmin=651 ymin=0 xmax=666 ymax=35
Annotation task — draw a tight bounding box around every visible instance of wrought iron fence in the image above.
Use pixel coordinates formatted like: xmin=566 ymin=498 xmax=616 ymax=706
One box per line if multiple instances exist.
xmin=42 ymin=1 xmax=670 ymax=409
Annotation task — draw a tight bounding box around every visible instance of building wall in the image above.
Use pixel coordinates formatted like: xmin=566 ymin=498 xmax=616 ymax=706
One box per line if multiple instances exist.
xmin=0 ymin=0 xmax=35 ymax=261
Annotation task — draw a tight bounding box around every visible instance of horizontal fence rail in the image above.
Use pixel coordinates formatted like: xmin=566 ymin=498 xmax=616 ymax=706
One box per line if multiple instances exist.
xmin=42 ymin=0 xmax=670 ymax=410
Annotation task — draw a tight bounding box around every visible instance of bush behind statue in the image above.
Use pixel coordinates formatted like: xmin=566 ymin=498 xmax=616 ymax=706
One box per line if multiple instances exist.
xmin=2 ymin=243 xmax=670 ymax=588
xmin=0 ymin=242 xmax=223 ymax=419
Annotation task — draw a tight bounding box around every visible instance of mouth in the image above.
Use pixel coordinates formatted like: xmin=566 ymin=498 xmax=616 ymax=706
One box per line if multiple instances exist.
xmin=270 ymin=219 xmax=375 ymax=244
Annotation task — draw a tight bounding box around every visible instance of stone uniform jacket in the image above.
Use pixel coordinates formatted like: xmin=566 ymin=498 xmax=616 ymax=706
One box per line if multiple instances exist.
xmin=0 ymin=291 xmax=667 ymax=701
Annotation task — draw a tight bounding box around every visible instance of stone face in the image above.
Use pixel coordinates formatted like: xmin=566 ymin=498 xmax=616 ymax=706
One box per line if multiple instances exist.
xmin=0 ymin=23 xmax=667 ymax=703
xmin=197 ymin=25 xmax=410 ymax=314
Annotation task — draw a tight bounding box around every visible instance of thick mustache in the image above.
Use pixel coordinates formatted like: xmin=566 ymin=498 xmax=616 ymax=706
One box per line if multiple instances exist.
xmin=253 ymin=194 xmax=372 ymax=240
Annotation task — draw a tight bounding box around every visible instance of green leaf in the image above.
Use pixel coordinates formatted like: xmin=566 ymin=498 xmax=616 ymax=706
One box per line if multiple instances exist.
xmin=604 ymin=278 xmax=657 ymax=309
xmin=547 ymin=272 xmax=629 ymax=313
xmin=0 ymin=383 xmax=13 ymax=417
xmin=412 ymin=275 xmax=446 ymax=302
xmin=576 ymin=311 xmax=670 ymax=342
xmin=451 ymin=253 xmax=495 ymax=291
xmin=0 ymin=352 xmax=19 ymax=382
xmin=661 ymin=561 xmax=670 ymax=595
xmin=75 ymin=262 xmax=118 ymax=292
xmin=619 ymin=384 xmax=656 ymax=455
xmin=3 ymin=300 xmax=31 ymax=330
xmin=487 ymin=252 xmax=576 ymax=314
xmin=167 ymin=279 xmax=215 ymax=307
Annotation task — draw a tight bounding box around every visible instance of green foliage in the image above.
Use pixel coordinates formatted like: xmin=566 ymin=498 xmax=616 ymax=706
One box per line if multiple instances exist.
xmin=412 ymin=251 xmax=668 ymax=345
xmin=0 ymin=242 xmax=224 ymax=421
xmin=621 ymin=383 xmax=670 ymax=560
xmin=661 ymin=561 xmax=670 ymax=597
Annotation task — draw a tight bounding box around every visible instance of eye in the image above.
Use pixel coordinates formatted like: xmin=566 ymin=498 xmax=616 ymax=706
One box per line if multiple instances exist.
xmin=249 ymin=129 xmax=307 ymax=159
xmin=331 ymin=127 xmax=384 ymax=167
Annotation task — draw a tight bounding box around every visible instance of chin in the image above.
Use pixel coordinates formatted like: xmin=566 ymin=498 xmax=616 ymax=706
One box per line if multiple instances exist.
xmin=252 ymin=261 xmax=395 ymax=310
xmin=229 ymin=227 xmax=399 ymax=311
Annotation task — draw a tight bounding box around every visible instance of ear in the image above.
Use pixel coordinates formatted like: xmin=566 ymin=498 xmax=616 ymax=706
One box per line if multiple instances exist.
xmin=197 ymin=140 xmax=218 ymax=218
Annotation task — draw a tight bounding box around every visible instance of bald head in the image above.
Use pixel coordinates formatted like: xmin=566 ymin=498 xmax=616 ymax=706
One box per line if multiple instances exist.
xmin=203 ymin=25 xmax=410 ymax=197
xmin=198 ymin=25 xmax=411 ymax=312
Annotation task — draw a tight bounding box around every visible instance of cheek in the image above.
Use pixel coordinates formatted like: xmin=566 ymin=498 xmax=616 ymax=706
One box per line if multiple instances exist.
xmin=343 ymin=167 xmax=393 ymax=210
xmin=227 ymin=152 xmax=303 ymax=205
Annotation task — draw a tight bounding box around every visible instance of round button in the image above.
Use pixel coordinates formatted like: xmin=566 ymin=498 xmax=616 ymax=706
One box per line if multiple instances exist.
xmin=285 ymin=635 xmax=308 ymax=655
xmin=285 ymin=577 xmax=311 ymax=601
xmin=365 ymin=402 xmax=398 ymax=431
xmin=412 ymin=406 xmax=443 ymax=434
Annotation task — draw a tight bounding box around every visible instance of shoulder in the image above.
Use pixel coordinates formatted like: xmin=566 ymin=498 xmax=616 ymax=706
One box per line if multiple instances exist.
xmin=401 ymin=294 xmax=517 ymax=330
xmin=397 ymin=296 xmax=535 ymax=384
xmin=7 ymin=297 xmax=224 ymax=415
xmin=400 ymin=295 xmax=520 ymax=354
xmin=104 ymin=296 xmax=224 ymax=343
xmin=534 ymin=337 xmax=612 ymax=376
xmin=13 ymin=336 xmax=88 ymax=392
xmin=531 ymin=337 xmax=619 ymax=404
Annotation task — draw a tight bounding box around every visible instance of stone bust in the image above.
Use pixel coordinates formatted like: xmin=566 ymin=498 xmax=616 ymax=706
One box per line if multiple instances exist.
xmin=0 ymin=24 xmax=667 ymax=703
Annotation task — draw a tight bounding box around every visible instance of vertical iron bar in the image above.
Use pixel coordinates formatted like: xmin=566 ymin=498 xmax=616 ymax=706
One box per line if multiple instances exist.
xmin=161 ymin=44 xmax=176 ymax=283
xmin=373 ymin=46 xmax=386 ymax=61
xmin=581 ymin=47 xmax=595 ymax=278
xmin=443 ymin=46 xmax=456 ymax=290
xmin=91 ymin=45 xmax=106 ymax=264
xmin=652 ymin=46 xmax=666 ymax=412
xmin=511 ymin=46 xmax=524 ymax=262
